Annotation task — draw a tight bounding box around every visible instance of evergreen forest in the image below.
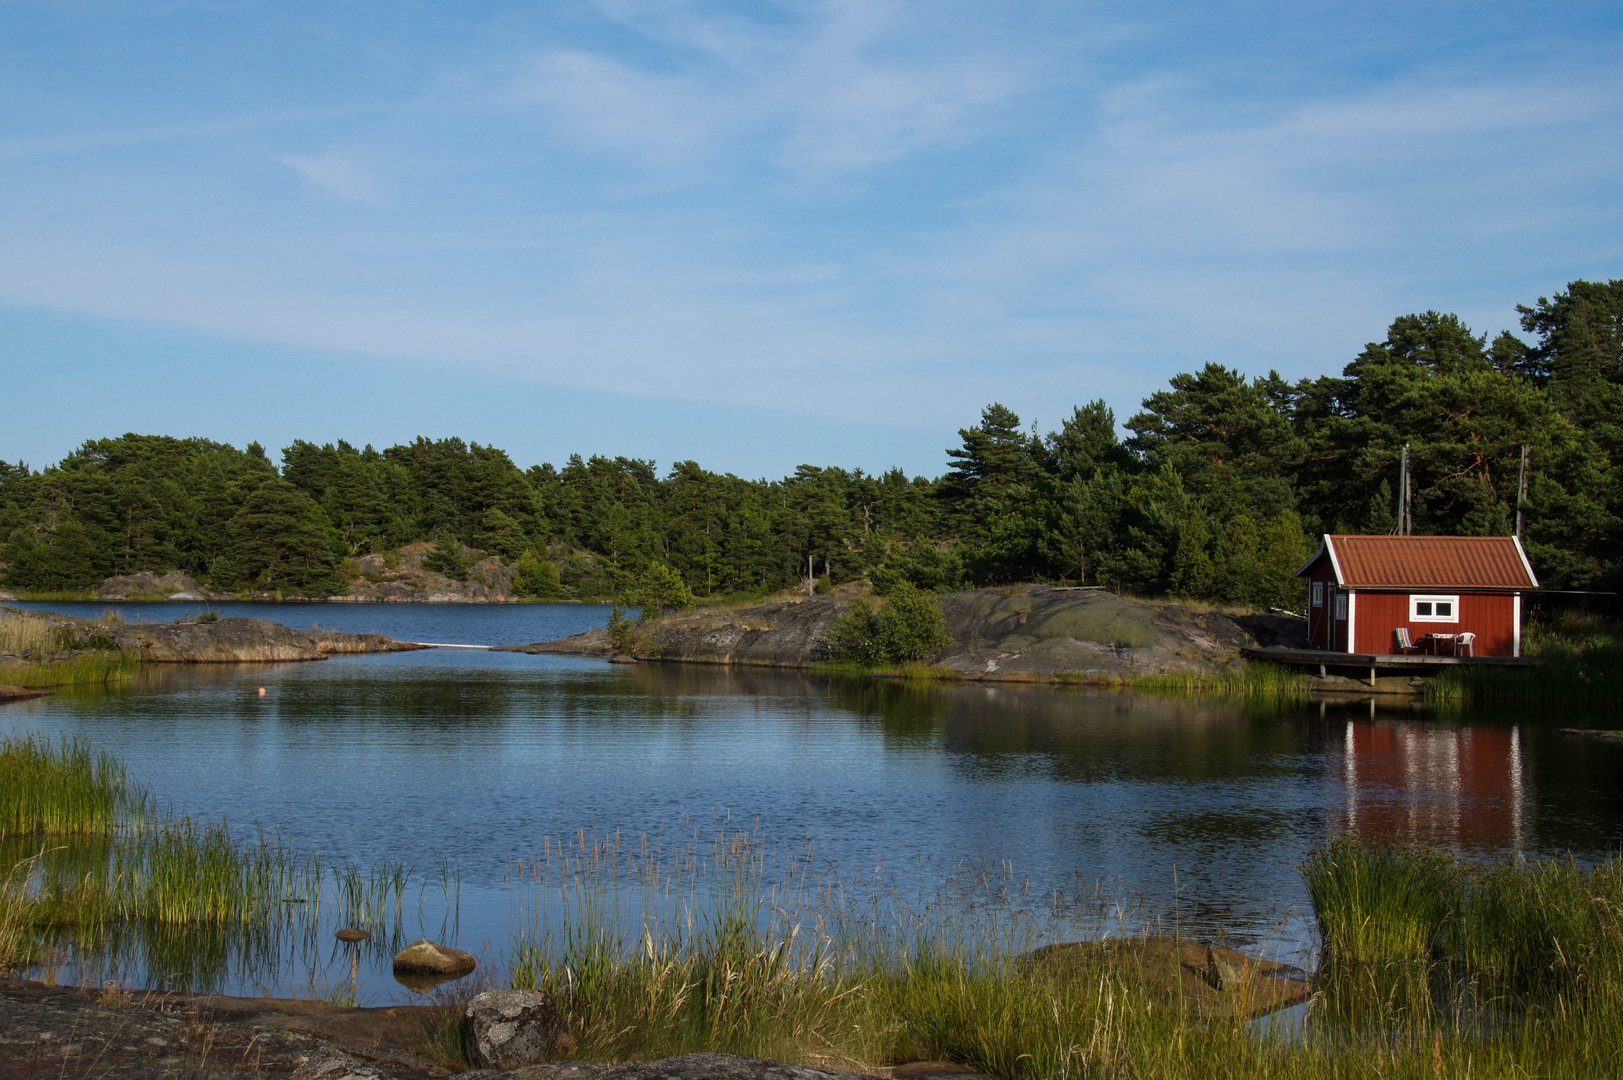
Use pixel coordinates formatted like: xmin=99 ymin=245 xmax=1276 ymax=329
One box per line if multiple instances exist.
xmin=2 ymin=280 xmax=1619 ymax=606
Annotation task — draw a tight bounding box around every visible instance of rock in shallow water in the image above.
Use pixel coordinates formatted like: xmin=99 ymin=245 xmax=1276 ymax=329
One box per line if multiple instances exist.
xmin=464 ymin=989 xmax=575 ymax=1069
xmin=392 ymin=938 xmax=477 ymax=977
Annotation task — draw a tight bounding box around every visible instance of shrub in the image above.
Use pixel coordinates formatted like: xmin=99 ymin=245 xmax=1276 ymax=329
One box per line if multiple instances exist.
xmin=828 ymin=582 xmax=952 ymax=665
xmin=607 ymin=605 xmax=636 ymax=655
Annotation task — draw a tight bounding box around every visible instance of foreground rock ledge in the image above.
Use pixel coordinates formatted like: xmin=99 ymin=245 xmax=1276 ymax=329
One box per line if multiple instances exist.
xmin=0 ymin=980 xmax=885 ymax=1080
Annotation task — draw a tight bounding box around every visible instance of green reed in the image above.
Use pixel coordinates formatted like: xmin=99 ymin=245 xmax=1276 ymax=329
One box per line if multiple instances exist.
xmin=1054 ymin=661 xmax=1312 ymax=697
xmin=1304 ymin=836 xmax=1461 ymax=964
xmin=0 ymin=734 xmax=145 ymax=836
xmin=1460 ymin=854 xmax=1623 ymax=986
xmin=0 ymin=651 xmax=140 ymax=688
xmin=1430 ymin=611 xmax=1623 ymax=706
xmin=1306 ymin=835 xmax=1623 ymax=993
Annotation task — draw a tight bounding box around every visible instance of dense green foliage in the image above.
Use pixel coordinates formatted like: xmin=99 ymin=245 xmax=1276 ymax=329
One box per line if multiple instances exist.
xmin=827 ymin=583 xmax=954 ymax=665
xmin=2 ymin=281 xmax=1619 ymax=600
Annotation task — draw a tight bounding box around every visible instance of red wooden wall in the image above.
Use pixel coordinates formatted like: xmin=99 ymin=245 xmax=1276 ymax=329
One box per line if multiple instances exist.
xmin=1307 ymin=563 xmax=1337 ymax=649
xmin=1351 ymin=591 xmax=1517 ymax=656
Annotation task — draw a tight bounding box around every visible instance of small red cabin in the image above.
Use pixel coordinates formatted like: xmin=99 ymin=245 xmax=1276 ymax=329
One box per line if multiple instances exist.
xmin=1297 ymin=535 xmax=1538 ymax=657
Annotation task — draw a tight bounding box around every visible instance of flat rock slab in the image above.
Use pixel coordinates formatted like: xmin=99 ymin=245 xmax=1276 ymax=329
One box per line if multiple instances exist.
xmin=0 ymin=978 xmax=450 ymax=1080
xmin=889 ymin=1063 xmax=994 ymax=1080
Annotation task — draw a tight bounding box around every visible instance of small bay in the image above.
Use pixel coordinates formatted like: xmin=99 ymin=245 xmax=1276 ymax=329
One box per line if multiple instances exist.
xmin=4 ymin=600 xmax=1621 ymax=1001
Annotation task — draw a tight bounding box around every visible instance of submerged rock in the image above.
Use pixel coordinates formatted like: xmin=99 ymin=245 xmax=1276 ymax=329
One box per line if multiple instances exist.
xmin=392 ymin=938 xmax=477 ymax=977
xmin=464 ymin=989 xmax=575 ymax=1069
xmin=0 ymin=685 xmax=52 ymax=703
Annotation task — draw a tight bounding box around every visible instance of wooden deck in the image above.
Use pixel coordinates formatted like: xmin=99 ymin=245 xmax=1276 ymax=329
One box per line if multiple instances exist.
xmin=1242 ymin=647 xmax=1544 ymax=683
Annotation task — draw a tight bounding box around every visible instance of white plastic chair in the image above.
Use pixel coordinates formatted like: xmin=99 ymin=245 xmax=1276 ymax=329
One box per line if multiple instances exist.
xmin=1454 ymin=632 xmax=1476 ymax=657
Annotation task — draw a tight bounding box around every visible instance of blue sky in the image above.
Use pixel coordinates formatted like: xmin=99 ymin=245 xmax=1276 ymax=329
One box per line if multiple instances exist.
xmin=2 ymin=0 xmax=1619 ymax=478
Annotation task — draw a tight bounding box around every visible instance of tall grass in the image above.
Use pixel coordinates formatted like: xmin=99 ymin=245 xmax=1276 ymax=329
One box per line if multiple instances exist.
xmin=0 ymin=610 xmax=139 ymax=687
xmin=1431 ymin=610 xmax=1623 ymax=706
xmin=0 ymin=651 xmax=140 ymax=688
xmin=0 ymin=734 xmax=143 ymax=836
xmin=0 ymin=613 xmax=61 ymax=655
xmin=1100 ymin=661 xmax=1311 ymax=698
xmin=1306 ymin=834 xmax=1623 ymax=993
xmin=1304 ymin=836 xmax=1460 ymax=964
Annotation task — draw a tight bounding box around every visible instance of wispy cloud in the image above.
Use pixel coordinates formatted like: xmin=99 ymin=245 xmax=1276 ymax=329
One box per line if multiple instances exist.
xmin=494 ymin=0 xmax=1033 ymax=181
xmin=276 ymin=151 xmax=382 ymax=202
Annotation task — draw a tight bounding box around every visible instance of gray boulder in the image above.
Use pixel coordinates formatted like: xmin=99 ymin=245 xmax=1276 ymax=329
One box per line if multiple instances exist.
xmin=464 ymin=989 xmax=574 ymax=1069
xmin=392 ymin=938 xmax=477 ymax=977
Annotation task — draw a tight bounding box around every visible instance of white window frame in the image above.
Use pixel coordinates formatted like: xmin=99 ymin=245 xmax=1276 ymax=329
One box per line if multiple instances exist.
xmin=1334 ymin=593 xmax=1347 ymax=620
xmin=1311 ymin=581 xmax=1323 ymax=607
xmin=1409 ymin=594 xmax=1460 ymax=623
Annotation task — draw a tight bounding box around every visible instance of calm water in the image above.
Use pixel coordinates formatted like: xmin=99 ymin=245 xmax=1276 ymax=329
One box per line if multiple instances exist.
xmin=5 ymin=600 xmax=1622 ymax=1000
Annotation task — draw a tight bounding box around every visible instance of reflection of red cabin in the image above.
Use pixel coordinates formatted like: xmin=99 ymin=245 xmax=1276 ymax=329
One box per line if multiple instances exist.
xmin=1336 ymin=721 xmax=1524 ymax=851
xmin=1297 ymin=535 xmax=1538 ymax=657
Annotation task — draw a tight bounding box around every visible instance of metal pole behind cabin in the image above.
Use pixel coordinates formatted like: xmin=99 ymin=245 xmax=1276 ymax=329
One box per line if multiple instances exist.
xmin=1397 ymin=443 xmax=1411 ymax=536
xmin=1516 ymin=444 xmax=1529 ymax=540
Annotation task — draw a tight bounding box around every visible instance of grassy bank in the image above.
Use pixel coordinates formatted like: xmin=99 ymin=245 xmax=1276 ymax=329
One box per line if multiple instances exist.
xmin=0 ymin=609 xmax=139 ymax=688
xmin=1305 ymin=834 xmax=1623 ymax=987
xmin=1429 ymin=610 xmax=1623 ymax=706
xmin=1047 ymin=660 xmax=1313 ymax=698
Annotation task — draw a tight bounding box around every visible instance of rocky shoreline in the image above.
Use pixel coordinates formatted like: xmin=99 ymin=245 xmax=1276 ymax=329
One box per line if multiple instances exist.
xmin=500 ymin=585 xmax=1307 ymax=685
xmin=1 ymin=606 xmax=425 ymax=665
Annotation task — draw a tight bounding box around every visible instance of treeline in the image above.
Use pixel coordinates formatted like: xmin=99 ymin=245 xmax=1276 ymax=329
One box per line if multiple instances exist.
xmin=2 ymin=279 xmax=1619 ymax=604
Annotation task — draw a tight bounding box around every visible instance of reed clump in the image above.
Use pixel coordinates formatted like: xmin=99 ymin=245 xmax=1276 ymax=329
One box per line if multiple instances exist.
xmin=0 ymin=610 xmax=138 ymax=687
xmin=0 ymin=734 xmax=142 ymax=836
xmin=1122 ymin=661 xmax=1312 ymax=698
xmin=1304 ymin=836 xmax=1461 ymax=964
xmin=1431 ymin=610 xmax=1623 ymax=705
xmin=1306 ymin=834 xmax=1623 ymax=992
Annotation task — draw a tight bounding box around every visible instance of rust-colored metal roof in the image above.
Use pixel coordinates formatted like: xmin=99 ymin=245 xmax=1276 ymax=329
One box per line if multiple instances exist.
xmin=1300 ymin=535 xmax=1538 ymax=589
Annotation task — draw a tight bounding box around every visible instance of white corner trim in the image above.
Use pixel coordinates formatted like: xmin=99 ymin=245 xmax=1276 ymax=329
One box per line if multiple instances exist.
xmin=1514 ymin=592 xmax=1522 ymax=657
xmin=1346 ymin=590 xmax=1357 ymax=654
xmin=1323 ymin=535 xmax=1346 ymax=585
xmin=1511 ymin=535 xmax=1540 ymax=588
